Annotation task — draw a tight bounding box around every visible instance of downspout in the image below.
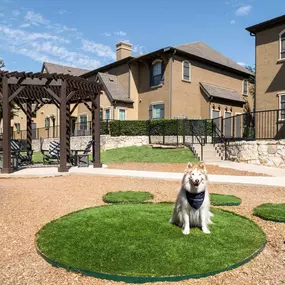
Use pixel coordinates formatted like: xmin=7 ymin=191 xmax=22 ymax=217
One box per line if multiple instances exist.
xmin=169 ymin=49 xmax=176 ymax=119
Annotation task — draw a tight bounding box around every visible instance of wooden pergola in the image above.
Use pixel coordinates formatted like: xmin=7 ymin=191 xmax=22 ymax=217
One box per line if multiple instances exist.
xmin=0 ymin=70 xmax=102 ymax=173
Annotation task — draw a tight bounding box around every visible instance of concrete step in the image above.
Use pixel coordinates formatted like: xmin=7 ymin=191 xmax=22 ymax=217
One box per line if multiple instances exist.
xmin=189 ymin=143 xmax=224 ymax=162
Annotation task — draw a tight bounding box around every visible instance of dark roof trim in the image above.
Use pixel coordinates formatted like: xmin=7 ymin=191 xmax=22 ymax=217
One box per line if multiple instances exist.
xmin=82 ymin=56 xmax=134 ymax=78
xmin=246 ymin=14 xmax=285 ymax=34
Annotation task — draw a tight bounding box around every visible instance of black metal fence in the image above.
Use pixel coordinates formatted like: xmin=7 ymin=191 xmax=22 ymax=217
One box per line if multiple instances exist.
xmin=4 ymin=109 xmax=285 ymax=143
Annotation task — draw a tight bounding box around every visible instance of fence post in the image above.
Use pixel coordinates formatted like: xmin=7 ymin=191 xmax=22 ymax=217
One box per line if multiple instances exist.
xmin=148 ymin=120 xmax=151 ymax=144
xmin=37 ymin=128 xmax=39 ymax=139
xmin=245 ymin=112 xmax=250 ymax=139
xmin=221 ymin=116 xmax=224 ymax=137
xmin=191 ymin=122 xmax=194 ymax=145
xmin=204 ymin=120 xmax=207 ymax=144
xmin=182 ymin=119 xmax=185 ymax=145
xmin=232 ymin=115 xmax=235 ymax=138
xmin=119 ymin=120 xmax=121 ymax=136
xmin=276 ymin=109 xmax=279 ymax=138
xmin=162 ymin=121 xmax=165 ymax=145
xmin=211 ymin=119 xmax=214 ymax=144
xmin=176 ymin=120 xmax=179 ymax=146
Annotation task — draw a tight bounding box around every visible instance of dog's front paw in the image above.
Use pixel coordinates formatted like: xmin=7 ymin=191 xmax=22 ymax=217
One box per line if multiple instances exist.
xmin=202 ymin=227 xmax=211 ymax=234
xmin=182 ymin=228 xmax=190 ymax=235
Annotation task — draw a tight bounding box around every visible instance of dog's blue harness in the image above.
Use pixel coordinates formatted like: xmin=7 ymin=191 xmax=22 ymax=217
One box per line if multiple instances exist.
xmin=185 ymin=191 xmax=205 ymax=210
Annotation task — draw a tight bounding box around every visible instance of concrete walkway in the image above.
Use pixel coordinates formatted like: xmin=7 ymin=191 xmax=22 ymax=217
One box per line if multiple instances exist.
xmin=206 ymin=160 xmax=285 ymax=177
xmin=1 ymin=165 xmax=284 ymax=187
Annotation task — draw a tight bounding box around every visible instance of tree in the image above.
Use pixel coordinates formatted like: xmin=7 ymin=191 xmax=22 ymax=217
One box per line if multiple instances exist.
xmin=243 ymin=65 xmax=255 ymax=113
xmin=0 ymin=59 xmax=19 ymax=122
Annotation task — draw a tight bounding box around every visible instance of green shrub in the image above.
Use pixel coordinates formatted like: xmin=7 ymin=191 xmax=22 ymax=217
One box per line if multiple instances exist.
xmin=109 ymin=120 xmax=148 ymax=136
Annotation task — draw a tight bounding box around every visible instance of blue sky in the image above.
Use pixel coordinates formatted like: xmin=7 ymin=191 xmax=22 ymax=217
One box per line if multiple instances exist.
xmin=0 ymin=0 xmax=284 ymax=72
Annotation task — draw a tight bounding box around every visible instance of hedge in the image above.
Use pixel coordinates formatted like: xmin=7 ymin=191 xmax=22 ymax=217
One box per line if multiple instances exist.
xmin=108 ymin=119 xmax=215 ymax=137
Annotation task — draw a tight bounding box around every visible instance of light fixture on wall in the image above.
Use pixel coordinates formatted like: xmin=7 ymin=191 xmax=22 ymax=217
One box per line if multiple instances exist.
xmin=218 ymin=105 xmax=221 ymax=110
xmin=212 ymin=104 xmax=215 ymax=109
xmin=225 ymin=106 xmax=228 ymax=111
xmin=230 ymin=107 xmax=232 ymax=112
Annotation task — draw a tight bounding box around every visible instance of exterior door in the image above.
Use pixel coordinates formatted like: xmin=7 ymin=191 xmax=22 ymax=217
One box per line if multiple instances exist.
xmin=224 ymin=111 xmax=232 ymax=137
xmin=212 ymin=110 xmax=221 ymax=130
xmin=235 ymin=114 xmax=242 ymax=138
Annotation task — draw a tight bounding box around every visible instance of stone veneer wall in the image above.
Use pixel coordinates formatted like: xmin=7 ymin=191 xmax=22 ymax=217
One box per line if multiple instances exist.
xmin=217 ymin=140 xmax=285 ymax=168
xmin=32 ymin=135 xmax=149 ymax=152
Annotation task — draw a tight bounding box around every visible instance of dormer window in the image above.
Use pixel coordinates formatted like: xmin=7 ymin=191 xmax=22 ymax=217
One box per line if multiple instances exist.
xmin=279 ymin=30 xmax=285 ymax=59
xmin=150 ymin=60 xmax=164 ymax=87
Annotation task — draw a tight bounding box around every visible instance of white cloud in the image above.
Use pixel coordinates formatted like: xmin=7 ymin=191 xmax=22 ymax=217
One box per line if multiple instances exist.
xmin=102 ymin=32 xmax=111 ymax=37
xmin=0 ymin=24 xmax=100 ymax=70
xmin=58 ymin=9 xmax=68 ymax=15
xmin=237 ymin=62 xmax=246 ymax=67
xmin=114 ymin=31 xmax=127 ymax=36
xmin=230 ymin=20 xmax=236 ymax=24
xmin=24 ymin=11 xmax=49 ymax=26
xmin=81 ymin=39 xmax=116 ymax=59
xmin=19 ymin=23 xmax=31 ymax=28
xmin=236 ymin=5 xmax=252 ymax=16
xmin=133 ymin=44 xmax=146 ymax=55
xmin=225 ymin=1 xmax=230 ymax=4
xmin=12 ymin=10 xmax=20 ymax=17
xmin=0 ymin=13 xmax=5 ymax=17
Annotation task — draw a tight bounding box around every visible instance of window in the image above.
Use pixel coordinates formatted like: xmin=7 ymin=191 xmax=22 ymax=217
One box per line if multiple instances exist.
xmin=119 ymin=109 xmax=126 ymax=120
xmin=151 ymin=60 xmax=163 ymax=87
xmin=280 ymin=94 xmax=285 ymax=120
xmin=79 ymin=115 xmax=88 ymax=130
xmin=105 ymin=109 xmax=110 ymax=120
xmin=280 ymin=30 xmax=285 ymax=59
xmin=45 ymin=117 xmax=50 ymax=129
xmin=182 ymin=61 xmax=191 ymax=81
xmin=15 ymin=123 xmax=20 ymax=132
xmin=150 ymin=103 xmax=165 ymax=120
xmin=242 ymin=80 xmax=248 ymax=95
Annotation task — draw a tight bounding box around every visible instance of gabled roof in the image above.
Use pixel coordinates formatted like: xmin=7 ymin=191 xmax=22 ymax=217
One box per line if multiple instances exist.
xmin=42 ymin=62 xmax=90 ymax=76
xmin=97 ymin=72 xmax=133 ymax=103
xmin=246 ymin=14 xmax=285 ymax=34
xmin=200 ymin=82 xmax=245 ymax=103
xmin=175 ymin=42 xmax=252 ymax=75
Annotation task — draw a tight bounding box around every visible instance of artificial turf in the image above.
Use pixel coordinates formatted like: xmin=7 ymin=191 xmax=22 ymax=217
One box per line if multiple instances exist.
xmin=210 ymin=193 xmax=241 ymax=206
xmin=103 ymin=191 xmax=154 ymax=204
xmin=37 ymin=204 xmax=265 ymax=279
xmin=253 ymin=203 xmax=285 ymax=222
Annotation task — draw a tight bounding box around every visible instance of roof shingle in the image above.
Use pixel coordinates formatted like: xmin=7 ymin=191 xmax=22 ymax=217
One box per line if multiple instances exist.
xmin=175 ymin=42 xmax=252 ymax=75
xmin=43 ymin=62 xmax=90 ymax=76
xmin=200 ymin=82 xmax=245 ymax=103
xmin=98 ymin=73 xmax=133 ymax=103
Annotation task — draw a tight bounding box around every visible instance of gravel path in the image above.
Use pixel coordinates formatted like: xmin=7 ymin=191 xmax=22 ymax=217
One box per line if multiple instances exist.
xmin=0 ymin=175 xmax=284 ymax=285
xmin=108 ymin=163 xmax=271 ymax=176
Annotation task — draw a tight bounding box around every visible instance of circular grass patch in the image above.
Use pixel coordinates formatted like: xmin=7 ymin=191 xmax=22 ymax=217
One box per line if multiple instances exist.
xmin=210 ymin=193 xmax=241 ymax=206
xmin=103 ymin=191 xmax=154 ymax=204
xmin=36 ymin=204 xmax=266 ymax=283
xmin=253 ymin=203 xmax=285 ymax=223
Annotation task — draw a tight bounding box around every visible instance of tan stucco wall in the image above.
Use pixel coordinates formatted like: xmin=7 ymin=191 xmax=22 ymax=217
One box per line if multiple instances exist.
xmin=171 ymin=55 xmax=248 ymax=119
xmin=255 ymin=23 xmax=285 ymax=111
xmin=137 ymin=54 xmax=171 ymax=120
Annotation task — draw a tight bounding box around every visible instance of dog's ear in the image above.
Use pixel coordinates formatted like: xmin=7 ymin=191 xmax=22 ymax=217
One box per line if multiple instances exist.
xmin=187 ymin=162 xmax=193 ymax=169
xmin=199 ymin=162 xmax=206 ymax=170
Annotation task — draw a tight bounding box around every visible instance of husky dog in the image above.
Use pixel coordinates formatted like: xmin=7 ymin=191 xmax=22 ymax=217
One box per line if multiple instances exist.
xmin=170 ymin=162 xmax=213 ymax=235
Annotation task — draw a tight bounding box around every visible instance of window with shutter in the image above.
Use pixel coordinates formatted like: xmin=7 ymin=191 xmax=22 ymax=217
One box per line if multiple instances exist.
xmin=182 ymin=61 xmax=191 ymax=81
xmin=151 ymin=104 xmax=165 ymax=119
xmin=280 ymin=94 xmax=285 ymax=120
xmin=150 ymin=60 xmax=163 ymax=87
xmin=280 ymin=31 xmax=285 ymax=59
xmin=242 ymin=80 xmax=248 ymax=95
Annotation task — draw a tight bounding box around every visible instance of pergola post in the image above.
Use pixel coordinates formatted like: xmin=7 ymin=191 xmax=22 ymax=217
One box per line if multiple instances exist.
xmin=26 ymin=101 xmax=32 ymax=150
xmin=58 ymin=80 xmax=68 ymax=172
xmin=2 ymin=76 xmax=12 ymax=173
xmin=93 ymin=93 xmax=102 ymax=168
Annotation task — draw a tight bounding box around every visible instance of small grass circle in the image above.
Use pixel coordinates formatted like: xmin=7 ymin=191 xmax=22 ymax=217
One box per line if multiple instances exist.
xmin=253 ymin=203 xmax=285 ymax=223
xmin=210 ymin=193 xmax=241 ymax=206
xmin=103 ymin=191 xmax=154 ymax=204
xmin=36 ymin=204 xmax=266 ymax=283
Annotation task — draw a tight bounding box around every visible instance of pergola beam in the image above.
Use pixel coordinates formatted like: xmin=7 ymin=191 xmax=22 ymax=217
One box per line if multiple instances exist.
xmin=9 ymin=86 xmax=26 ymax=102
xmin=2 ymin=76 xmax=12 ymax=173
xmin=44 ymin=87 xmax=61 ymax=103
xmin=8 ymin=77 xmax=62 ymax=86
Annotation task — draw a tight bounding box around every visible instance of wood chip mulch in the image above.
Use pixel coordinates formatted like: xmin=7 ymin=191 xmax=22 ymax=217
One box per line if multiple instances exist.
xmin=0 ymin=175 xmax=284 ymax=285
xmin=108 ymin=163 xmax=271 ymax=177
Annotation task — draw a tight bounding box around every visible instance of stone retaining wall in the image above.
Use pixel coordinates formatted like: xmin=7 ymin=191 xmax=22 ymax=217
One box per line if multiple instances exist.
xmin=217 ymin=140 xmax=285 ymax=168
xmin=32 ymin=135 xmax=149 ymax=152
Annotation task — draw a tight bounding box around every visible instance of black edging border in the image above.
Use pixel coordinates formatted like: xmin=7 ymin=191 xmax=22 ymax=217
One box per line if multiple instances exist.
xmin=253 ymin=213 xmax=285 ymax=223
xmin=103 ymin=191 xmax=154 ymax=204
xmin=35 ymin=205 xmax=266 ymax=284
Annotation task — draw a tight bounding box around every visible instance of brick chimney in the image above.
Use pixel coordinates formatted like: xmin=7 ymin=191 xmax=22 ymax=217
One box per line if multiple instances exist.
xmin=115 ymin=42 xmax=132 ymax=61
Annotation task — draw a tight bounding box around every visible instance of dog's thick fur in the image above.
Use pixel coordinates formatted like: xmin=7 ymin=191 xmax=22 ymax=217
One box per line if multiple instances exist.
xmin=170 ymin=162 xmax=213 ymax=235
